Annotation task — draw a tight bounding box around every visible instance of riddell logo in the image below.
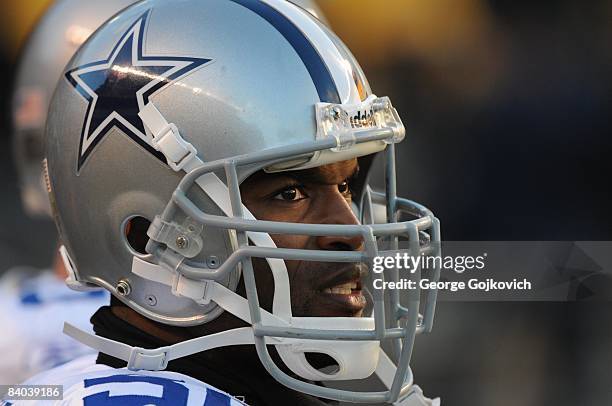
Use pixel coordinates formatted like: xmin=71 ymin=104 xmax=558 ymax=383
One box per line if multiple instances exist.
xmin=350 ymin=108 xmax=375 ymax=128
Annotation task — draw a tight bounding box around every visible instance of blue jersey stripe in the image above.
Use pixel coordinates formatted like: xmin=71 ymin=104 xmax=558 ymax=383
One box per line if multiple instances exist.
xmin=203 ymin=388 xmax=231 ymax=405
xmin=230 ymin=0 xmax=340 ymax=103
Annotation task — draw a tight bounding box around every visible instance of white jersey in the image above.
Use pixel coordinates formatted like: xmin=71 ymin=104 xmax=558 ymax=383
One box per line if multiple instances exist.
xmin=2 ymin=355 xmax=246 ymax=405
xmin=0 ymin=269 xmax=109 ymax=385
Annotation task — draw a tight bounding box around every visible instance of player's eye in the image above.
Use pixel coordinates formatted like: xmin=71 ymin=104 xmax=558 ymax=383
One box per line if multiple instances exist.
xmin=273 ymin=186 xmax=307 ymax=201
xmin=338 ymin=181 xmax=351 ymax=196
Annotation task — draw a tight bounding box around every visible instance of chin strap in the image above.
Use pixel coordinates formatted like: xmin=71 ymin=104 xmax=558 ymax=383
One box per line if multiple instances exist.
xmin=63 ymin=277 xmax=288 ymax=371
xmin=63 ymin=323 xmax=259 ymax=371
xmin=63 ymin=275 xmax=289 ymax=371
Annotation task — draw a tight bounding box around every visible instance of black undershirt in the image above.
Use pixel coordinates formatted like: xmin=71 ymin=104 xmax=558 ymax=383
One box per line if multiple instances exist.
xmin=91 ymin=306 xmax=336 ymax=406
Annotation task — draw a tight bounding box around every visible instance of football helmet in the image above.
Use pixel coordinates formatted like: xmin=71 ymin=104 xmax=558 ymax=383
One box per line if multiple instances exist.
xmin=11 ymin=0 xmax=139 ymax=217
xmin=46 ymin=0 xmax=441 ymax=403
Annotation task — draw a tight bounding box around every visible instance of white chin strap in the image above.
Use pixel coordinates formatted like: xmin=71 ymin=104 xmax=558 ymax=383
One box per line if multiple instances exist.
xmin=63 ymin=102 xmax=401 ymax=386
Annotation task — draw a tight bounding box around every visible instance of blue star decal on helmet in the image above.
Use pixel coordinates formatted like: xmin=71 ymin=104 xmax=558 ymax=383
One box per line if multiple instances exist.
xmin=65 ymin=10 xmax=211 ymax=170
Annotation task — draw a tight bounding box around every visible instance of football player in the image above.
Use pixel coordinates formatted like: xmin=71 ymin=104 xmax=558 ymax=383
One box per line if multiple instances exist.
xmin=0 ymin=0 xmax=139 ymax=385
xmin=15 ymin=0 xmax=441 ymax=404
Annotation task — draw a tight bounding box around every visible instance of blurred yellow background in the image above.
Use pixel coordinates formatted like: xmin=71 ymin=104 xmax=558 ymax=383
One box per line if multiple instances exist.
xmin=0 ymin=0 xmax=52 ymax=58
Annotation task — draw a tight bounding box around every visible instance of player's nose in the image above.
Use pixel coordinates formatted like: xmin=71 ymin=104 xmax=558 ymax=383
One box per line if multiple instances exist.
xmin=315 ymin=189 xmax=363 ymax=251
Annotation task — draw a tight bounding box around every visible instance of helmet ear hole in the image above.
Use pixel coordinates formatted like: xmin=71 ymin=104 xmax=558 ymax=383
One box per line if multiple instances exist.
xmin=304 ymin=352 xmax=340 ymax=375
xmin=123 ymin=216 xmax=151 ymax=255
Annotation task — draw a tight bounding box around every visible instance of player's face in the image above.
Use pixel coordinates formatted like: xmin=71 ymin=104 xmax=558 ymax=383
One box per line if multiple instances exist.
xmin=240 ymin=159 xmax=367 ymax=318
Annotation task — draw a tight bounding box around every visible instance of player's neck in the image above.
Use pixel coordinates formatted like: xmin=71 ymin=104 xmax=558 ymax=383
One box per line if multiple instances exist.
xmin=111 ymin=305 xmax=189 ymax=344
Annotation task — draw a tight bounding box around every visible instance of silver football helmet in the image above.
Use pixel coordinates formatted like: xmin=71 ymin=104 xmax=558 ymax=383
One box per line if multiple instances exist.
xmin=11 ymin=0 xmax=139 ymax=218
xmin=46 ymin=0 xmax=441 ymax=403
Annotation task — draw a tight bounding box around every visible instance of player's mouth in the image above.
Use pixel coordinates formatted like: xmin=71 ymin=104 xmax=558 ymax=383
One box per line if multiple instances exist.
xmin=317 ymin=268 xmax=367 ymax=316
xmin=321 ymin=280 xmax=360 ymax=295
